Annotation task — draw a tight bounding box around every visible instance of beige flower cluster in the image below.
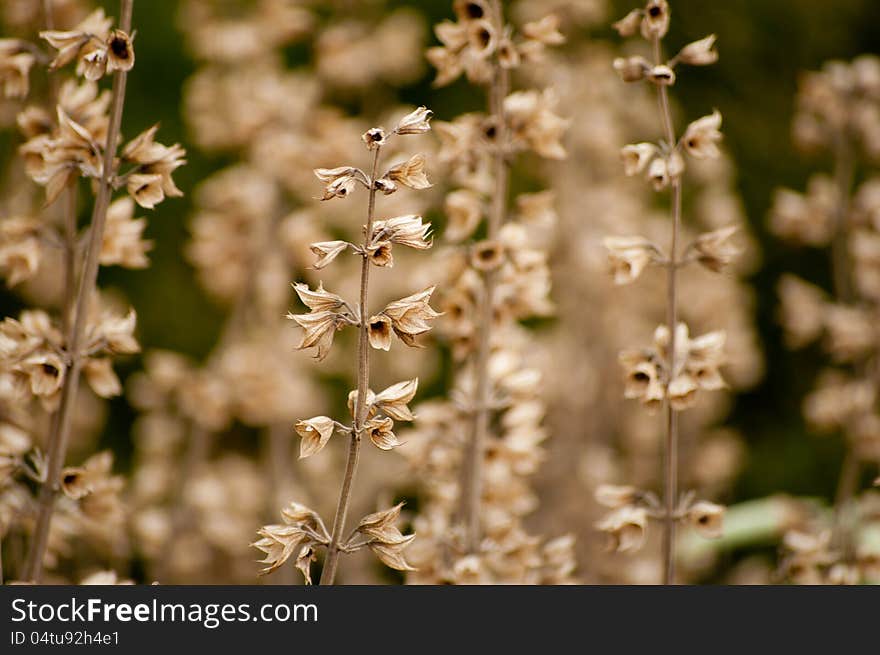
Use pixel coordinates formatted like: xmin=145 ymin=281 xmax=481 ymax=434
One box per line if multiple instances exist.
xmin=0 ymin=0 xmax=185 ymax=584
xmin=255 ymin=107 xmax=437 ymax=584
xmin=595 ymin=0 xmax=736 ymax=582
xmin=395 ymin=0 xmax=576 ymax=585
xmin=772 ymin=55 xmax=880 ymax=584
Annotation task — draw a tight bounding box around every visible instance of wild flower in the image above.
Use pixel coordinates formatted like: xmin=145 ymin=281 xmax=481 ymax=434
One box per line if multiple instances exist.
xmin=254 ymin=107 xmax=437 ymax=584
xmin=396 ymin=0 xmax=576 ymax=585
xmin=771 ymin=55 xmax=880 ymax=584
xmin=601 ymin=0 xmax=734 ymax=583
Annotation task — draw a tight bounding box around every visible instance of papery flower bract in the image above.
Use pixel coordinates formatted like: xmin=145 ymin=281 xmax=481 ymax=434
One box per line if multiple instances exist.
xmin=41 ymin=9 xmax=113 ymax=71
xmin=106 ymin=30 xmax=135 ymax=73
xmin=295 ymin=416 xmax=337 ymax=458
xmin=594 ymin=484 xmax=638 ymax=509
xmin=691 ymin=225 xmax=741 ymax=272
xmin=253 ymin=502 xmax=329 ymax=577
xmin=621 ymin=143 xmax=658 ymax=176
xmin=682 ymin=110 xmax=723 ymax=159
xmin=379 ymin=287 xmax=441 ymax=346
xmin=613 ymin=56 xmax=650 ymax=83
xmin=368 ymin=315 xmax=393 ymax=351
xmin=365 ymin=416 xmax=400 ymax=450
xmin=82 ymin=358 xmax=122 ymax=398
xmin=647 ymin=65 xmax=676 ymax=86
xmin=372 ymin=214 xmax=433 ymax=250
xmin=127 ymin=173 xmax=165 ymax=209
xmin=522 ymin=15 xmax=565 ymax=46
xmin=603 ymin=236 xmax=660 ymax=285
xmin=596 ymin=505 xmax=648 ymax=553
xmin=384 ymin=154 xmax=431 ymax=190
xmin=676 ymin=34 xmax=718 ymax=66
xmin=288 ymin=311 xmax=343 ymax=361
xmin=292 ymin=282 xmax=347 ymax=312
xmin=668 ymin=373 xmax=698 ymax=410
xmin=471 ymin=240 xmax=505 ymax=271
xmin=640 ymin=0 xmax=670 ymax=40
xmin=374 ymin=379 xmax=418 ymax=421
xmin=362 ymin=127 xmax=387 ymax=150
xmin=687 ymin=501 xmax=725 ymax=538
xmin=101 ymin=197 xmax=152 ymax=269
xmin=309 ymin=241 xmax=350 ymax=270
xmin=395 ymin=106 xmax=434 ymax=135
xmin=314 ymin=166 xmax=367 ymax=200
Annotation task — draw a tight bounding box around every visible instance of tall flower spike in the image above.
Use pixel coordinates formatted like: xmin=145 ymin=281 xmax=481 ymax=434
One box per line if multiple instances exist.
xmin=266 ymin=106 xmax=435 ymax=585
xmin=607 ymin=0 xmax=728 ymax=585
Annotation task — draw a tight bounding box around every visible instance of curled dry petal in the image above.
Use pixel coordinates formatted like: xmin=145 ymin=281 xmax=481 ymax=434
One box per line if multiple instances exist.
xmin=640 ymin=0 xmax=670 ymax=40
xmin=395 ymin=106 xmax=434 ymax=135
xmin=292 ymin=282 xmax=346 ymax=312
xmin=295 ymin=416 xmax=337 ymax=458
xmin=368 ymin=315 xmax=393 ymax=351
xmin=384 ymin=153 xmax=431 ymax=190
xmin=595 ymin=484 xmax=638 ymax=509
xmin=691 ymin=225 xmax=741 ymax=272
xmin=82 ymin=357 xmax=122 ymax=398
xmin=687 ymin=501 xmax=725 ymax=539
xmin=596 ymin=506 xmax=648 ymax=553
xmin=647 ymin=65 xmax=676 ymax=86
xmin=309 ymin=241 xmax=350 ymax=270
xmin=374 ymin=378 xmax=419 ymax=421
xmin=380 ymin=287 xmax=441 ymax=346
xmin=613 ymin=56 xmax=650 ymax=83
xmin=603 ymin=236 xmax=661 ymax=285
xmin=682 ymin=110 xmax=723 ymax=159
xmin=621 ymin=143 xmax=658 ymax=176
xmin=365 ymin=416 xmax=400 ymax=450
xmin=522 ymin=15 xmax=565 ymax=46
xmin=445 ymin=189 xmax=483 ymax=242
xmin=362 ymin=127 xmax=387 ymax=150
xmin=676 ymin=34 xmax=718 ymax=66
xmin=106 ymin=30 xmax=135 ymax=73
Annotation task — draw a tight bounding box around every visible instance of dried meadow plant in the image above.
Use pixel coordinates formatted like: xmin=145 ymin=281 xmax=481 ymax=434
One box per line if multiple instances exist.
xmin=601 ymin=0 xmax=737 ymax=583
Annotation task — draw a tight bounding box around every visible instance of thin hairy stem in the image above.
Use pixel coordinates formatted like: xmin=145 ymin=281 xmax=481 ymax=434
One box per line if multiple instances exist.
xmin=320 ymin=145 xmax=382 ymax=585
xmin=830 ymin=137 xmax=855 ymax=303
xmin=828 ymin=135 xmax=858 ymax=556
xmin=653 ymin=35 xmax=681 ymax=585
xmin=460 ymin=0 xmax=510 ymax=554
xmin=25 ymin=0 xmax=134 ymax=582
xmin=62 ymin=181 xmax=78 ymax=334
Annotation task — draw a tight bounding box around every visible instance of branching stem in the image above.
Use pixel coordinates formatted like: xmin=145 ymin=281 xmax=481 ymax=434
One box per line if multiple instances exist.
xmin=24 ymin=0 xmax=134 ymax=582
xmin=320 ymin=145 xmax=382 ymax=585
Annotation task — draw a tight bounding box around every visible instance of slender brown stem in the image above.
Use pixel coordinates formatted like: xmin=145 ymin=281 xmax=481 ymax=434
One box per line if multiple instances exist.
xmin=62 ymin=181 xmax=78 ymax=334
xmin=830 ymin=137 xmax=855 ymax=303
xmin=653 ymin=36 xmax=681 ymax=585
xmin=459 ymin=0 xmax=510 ymax=555
xmin=828 ymin=135 xmax=858 ymax=557
xmin=24 ymin=0 xmax=134 ymax=582
xmin=320 ymin=146 xmax=382 ymax=585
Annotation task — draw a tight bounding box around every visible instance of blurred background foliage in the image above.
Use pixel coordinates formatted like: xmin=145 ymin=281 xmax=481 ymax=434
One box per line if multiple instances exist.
xmin=2 ymin=0 xmax=879 ymax=570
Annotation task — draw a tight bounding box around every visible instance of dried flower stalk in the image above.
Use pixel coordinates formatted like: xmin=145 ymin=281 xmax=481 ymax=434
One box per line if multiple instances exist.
xmin=772 ymin=55 xmax=880 ymax=582
xmin=605 ymin=1 xmax=731 ymax=583
xmin=254 ymin=106 xmax=437 ymax=584
xmin=24 ymin=0 xmax=135 ymax=582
